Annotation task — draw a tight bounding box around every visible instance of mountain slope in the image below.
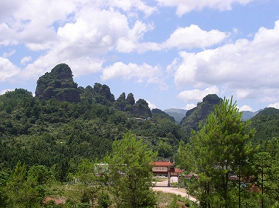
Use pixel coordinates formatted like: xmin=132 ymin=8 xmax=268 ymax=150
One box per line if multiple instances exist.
xmin=152 ymin=108 xmax=175 ymax=122
xmin=0 ymin=63 xmax=184 ymax=179
xmin=242 ymin=111 xmax=259 ymax=121
xmin=164 ymin=108 xmax=187 ymax=123
xmin=180 ymin=94 xmax=222 ymax=136
xmin=250 ymin=107 xmax=279 ymax=143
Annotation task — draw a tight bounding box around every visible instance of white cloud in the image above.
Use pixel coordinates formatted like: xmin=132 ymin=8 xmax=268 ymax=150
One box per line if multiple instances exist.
xmin=102 ymin=62 xmax=167 ymax=89
xmin=0 ymin=0 xmax=231 ymax=86
xmin=0 ymin=0 xmax=77 ymax=50
xmin=173 ymin=20 xmax=279 ymax=104
xmin=163 ymin=25 xmax=227 ymax=50
xmin=0 ymin=0 xmax=155 ymax=50
xmin=108 ymin=0 xmax=156 ymax=16
xmin=268 ymin=102 xmax=279 ymax=109
xmin=0 ymin=89 xmax=14 ymax=95
xmin=185 ymin=104 xmax=196 ymax=110
xmin=116 ymin=21 xmax=154 ymax=53
xmin=134 ymin=25 xmax=227 ymax=53
xmin=23 ymin=54 xmax=103 ymax=79
xmin=146 ymin=100 xmax=157 ymax=109
xmin=21 ymin=5 xmax=153 ymax=79
xmin=156 ymin=0 xmax=255 ymax=16
xmin=20 ymin=56 xmax=32 ymax=65
xmin=0 ymin=57 xmax=20 ymax=82
xmin=239 ymin=105 xmax=253 ymax=112
xmin=178 ymin=86 xmax=219 ymax=103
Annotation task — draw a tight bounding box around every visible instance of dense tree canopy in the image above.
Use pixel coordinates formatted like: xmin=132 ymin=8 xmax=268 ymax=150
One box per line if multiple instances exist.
xmin=2 ymin=64 xmax=279 ymax=207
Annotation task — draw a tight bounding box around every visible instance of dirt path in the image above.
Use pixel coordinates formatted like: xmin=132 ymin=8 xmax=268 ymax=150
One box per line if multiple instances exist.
xmin=152 ymin=179 xmax=198 ymax=203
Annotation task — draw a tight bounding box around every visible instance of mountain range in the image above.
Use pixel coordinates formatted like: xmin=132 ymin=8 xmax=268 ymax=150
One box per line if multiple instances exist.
xmin=1 ymin=63 xmax=279 ymax=174
xmin=164 ymin=108 xmax=187 ymax=123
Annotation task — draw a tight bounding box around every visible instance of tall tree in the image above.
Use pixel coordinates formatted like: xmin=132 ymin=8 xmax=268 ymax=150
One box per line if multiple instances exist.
xmin=190 ymin=97 xmax=254 ymax=207
xmin=107 ymin=132 xmax=156 ymax=208
xmin=176 ymin=141 xmax=195 ymax=172
xmin=5 ymin=162 xmax=50 ymax=208
xmin=252 ymin=152 xmax=272 ymax=208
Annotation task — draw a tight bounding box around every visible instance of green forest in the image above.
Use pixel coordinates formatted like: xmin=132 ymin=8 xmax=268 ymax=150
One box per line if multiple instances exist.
xmin=1 ymin=64 xmax=279 ymax=207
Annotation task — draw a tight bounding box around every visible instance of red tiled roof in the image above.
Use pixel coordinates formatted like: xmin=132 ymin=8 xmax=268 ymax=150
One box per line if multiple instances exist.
xmin=151 ymin=161 xmax=173 ymax=167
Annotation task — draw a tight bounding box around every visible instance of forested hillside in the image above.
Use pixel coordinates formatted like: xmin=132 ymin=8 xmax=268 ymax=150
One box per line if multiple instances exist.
xmin=180 ymin=94 xmax=222 ymax=137
xmin=0 ymin=64 xmax=185 ymax=181
xmin=250 ymin=107 xmax=279 ymax=143
xmin=2 ymin=64 xmax=279 ymax=207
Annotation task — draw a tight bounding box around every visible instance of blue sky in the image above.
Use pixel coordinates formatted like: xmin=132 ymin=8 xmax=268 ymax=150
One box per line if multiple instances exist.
xmin=1 ymin=0 xmax=279 ymax=111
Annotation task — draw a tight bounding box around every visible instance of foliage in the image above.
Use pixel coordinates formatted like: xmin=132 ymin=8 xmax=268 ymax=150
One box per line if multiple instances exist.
xmin=35 ymin=64 xmax=80 ymax=102
xmin=106 ymin=132 xmax=157 ymax=208
xmin=74 ymin=159 xmax=107 ymax=206
xmin=4 ymin=162 xmax=52 ymax=208
xmin=132 ymin=99 xmax=152 ymax=118
xmin=152 ymin=108 xmax=175 ymax=122
xmin=4 ymin=63 xmax=279 ymax=206
xmin=0 ymin=84 xmax=183 ymax=180
xmin=176 ymin=141 xmax=195 ymax=172
xmin=180 ymin=94 xmax=222 ymax=137
xmin=189 ymin=97 xmax=255 ymax=207
xmin=157 ymin=141 xmax=173 ymax=158
xmin=168 ymin=195 xmax=179 ymax=208
xmin=250 ymin=107 xmax=279 ymax=143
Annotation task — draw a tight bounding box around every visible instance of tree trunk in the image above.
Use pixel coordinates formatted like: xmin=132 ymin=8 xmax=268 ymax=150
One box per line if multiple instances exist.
xmin=238 ymin=167 xmax=241 ymax=208
xmin=224 ymin=172 xmax=229 ymax=208
xmin=261 ymin=167 xmax=264 ymax=208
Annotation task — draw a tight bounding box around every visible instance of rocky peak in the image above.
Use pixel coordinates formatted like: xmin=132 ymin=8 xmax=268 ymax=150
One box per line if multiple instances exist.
xmin=180 ymin=94 xmax=222 ymax=136
xmin=202 ymin=94 xmax=222 ymax=104
xmin=35 ymin=64 xmax=80 ymax=102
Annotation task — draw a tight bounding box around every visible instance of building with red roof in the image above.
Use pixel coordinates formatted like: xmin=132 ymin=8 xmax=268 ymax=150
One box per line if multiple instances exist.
xmin=151 ymin=161 xmax=183 ymax=187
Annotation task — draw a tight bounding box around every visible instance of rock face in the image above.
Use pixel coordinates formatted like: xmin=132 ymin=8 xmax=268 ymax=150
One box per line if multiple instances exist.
xmin=92 ymin=83 xmax=115 ymax=105
xmin=35 ymin=64 xmax=80 ymax=102
xmin=180 ymin=94 xmax=222 ymax=136
xmin=132 ymin=99 xmax=151 ymax=118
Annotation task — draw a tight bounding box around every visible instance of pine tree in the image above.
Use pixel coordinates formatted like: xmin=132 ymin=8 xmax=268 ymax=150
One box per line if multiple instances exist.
xmin=190 ymin=97 xmax=254 ymax=207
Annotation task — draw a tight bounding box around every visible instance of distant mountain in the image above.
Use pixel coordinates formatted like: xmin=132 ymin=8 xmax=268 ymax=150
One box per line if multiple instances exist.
xmin=241 ymin=111 xmax=260 ymax=121
xmin=152 ymin=109 xmax=175 ymax=122
xmin=164 ymin=108 xmax=187 ymax=123
xmin=180 ymin=94 xmax=222 ymax=136
xmin=250 ymin=107 xmax=279 ymax=143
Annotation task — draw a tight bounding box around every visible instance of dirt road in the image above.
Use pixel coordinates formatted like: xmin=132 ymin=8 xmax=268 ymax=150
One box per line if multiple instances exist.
xmin=152 ymin=179 xmax=198 ymax=203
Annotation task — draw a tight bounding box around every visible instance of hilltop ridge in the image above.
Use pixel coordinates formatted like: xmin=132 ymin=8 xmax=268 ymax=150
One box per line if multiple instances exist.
xmin=35 ymin=63 xmax=80 ymax=102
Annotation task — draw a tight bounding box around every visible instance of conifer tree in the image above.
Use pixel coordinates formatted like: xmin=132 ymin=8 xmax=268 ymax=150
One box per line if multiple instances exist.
xmin=190 ymin=97 xmax=254 ymax=207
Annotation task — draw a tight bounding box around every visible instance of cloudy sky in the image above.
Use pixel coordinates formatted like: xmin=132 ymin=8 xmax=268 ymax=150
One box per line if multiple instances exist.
xmin=1 ymin=0 xmax=279 ymax=111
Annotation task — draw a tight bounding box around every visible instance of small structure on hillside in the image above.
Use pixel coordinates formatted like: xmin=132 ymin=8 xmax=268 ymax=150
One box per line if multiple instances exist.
xmin=151 ymin=161 xmax=183 ymax=187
